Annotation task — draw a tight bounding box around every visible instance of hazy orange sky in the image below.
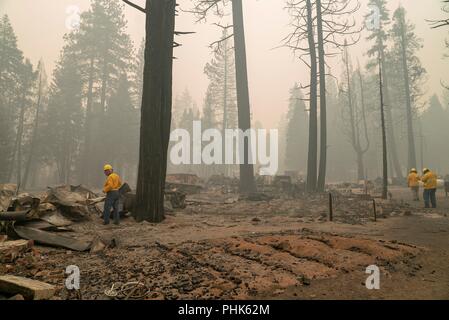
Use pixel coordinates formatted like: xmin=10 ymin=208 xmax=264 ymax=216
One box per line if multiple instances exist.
xmin=1 ymin=0 xmax=448 ymax=128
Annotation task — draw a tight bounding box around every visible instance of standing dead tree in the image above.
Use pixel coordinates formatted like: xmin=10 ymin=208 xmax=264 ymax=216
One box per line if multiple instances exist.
xmin=123 ymin=0 xmax=177 ymax=223
xmin=284 ymin=0 xmax=361 ymax=192
xmin=392 ymin=6 xmax=425 ymax=171
xmin=284 ymin=0 xmax=318 ymax=192
xmin=378 ymin=56 xmax=388 ymax=199
xmin=366 ymin=0 xmax=403 ymax=181
xmin=189 ymin=0 xmax=256 ymax=193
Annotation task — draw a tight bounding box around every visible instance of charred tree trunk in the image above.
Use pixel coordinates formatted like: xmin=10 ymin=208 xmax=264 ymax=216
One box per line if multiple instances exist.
xmin=379 ymin=56 xmax=388 ymax=199
xmin=232 ymin=0 xmax=256 ymax=193
xmin=316 ymin=0 xmax=327 ymax=192
xmin=134 ymin=0 xmax=176 ymax=223
xmin=306 ymin=0 xmax=318 ymax=193
xmin=399 ymin=14 xmax=417 ymax=171
xmin=222 ymin=31 xmax=229 ymax=177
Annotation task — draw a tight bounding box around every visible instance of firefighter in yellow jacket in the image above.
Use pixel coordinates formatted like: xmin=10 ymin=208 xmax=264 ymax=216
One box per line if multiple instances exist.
xmin=102 ymin=164 xmax=122 ymax=225
xmin=407 ymin=168 xmax=420 ymax=201
xmin=421 ymin=168 xmax=437 ymax=208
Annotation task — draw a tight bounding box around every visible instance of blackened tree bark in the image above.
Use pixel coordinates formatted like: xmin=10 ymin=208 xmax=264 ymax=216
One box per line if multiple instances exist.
xmin=285 ymin=0 xmax=361 ymax=192
xmin=305 ymin=0 xmax=318 ymax=193
xmin=134 ymin=0 xmax=176 ymax=223
xmin=379 ymin=56 xmax=388 ymax=199
xmin=232 ymin=0 xmax=256 ymax=193
xmin=316 ymin=0 xmax=327 ymax=192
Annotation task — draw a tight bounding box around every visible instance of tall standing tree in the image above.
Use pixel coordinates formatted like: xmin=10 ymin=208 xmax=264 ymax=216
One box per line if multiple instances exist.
xmin=12 ymin=60 xmax=36 ymax=191
xmin=74 ymin=0 xmax=134 ymax=186
xmin=232 ymin=0 xmax=256 ymax=193
xmin=204 ymin=28 xmax=238 ymax=176
xmin=305 ymin=0 xmax=319 ymax=192
xmin=366 ymin=0 xmax=403 ymax=180
xmin=284 ymin=0 xmax=319 ymax=192
xmin=378 ymin=58 xmax=388 ymax=199
xmin=391 ymin=6 xmax=426 ymax=171
xmin=285 ymin=0 xmax=361 ymax=191
xmin=42 ymin=45 xmax=84 ymax=184
xmin=123 ymin=0 xmax=176 ymax=223
xmin=191 ymin=0 xmax=256 ymax=193
xmin=0 ymin=15 xmax=26 ymax=183
xmin=316 ymin=0 xmax=327 ymax=191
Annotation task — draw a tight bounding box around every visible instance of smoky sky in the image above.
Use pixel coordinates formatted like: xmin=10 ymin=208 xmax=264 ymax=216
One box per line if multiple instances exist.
xmin=2 ymin=0 xmax=448 ymax=128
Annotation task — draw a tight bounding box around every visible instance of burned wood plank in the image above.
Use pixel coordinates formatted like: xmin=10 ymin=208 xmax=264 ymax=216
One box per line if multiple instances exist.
xmin=14 ymin=225 xmax=91 ymax=251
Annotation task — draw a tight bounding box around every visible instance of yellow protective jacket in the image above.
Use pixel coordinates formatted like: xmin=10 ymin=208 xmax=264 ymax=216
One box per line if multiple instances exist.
xmin=407 ymin=173 xmax=420 ymax=188
xmin=421 ymin=171 xmax=437 ymax=190
xmin=103 ymin=172 xmax=122 ymax=193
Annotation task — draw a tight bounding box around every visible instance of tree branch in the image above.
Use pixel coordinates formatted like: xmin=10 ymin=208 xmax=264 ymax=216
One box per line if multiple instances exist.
xmin=122 ymin=0 xmax=146 ymax=13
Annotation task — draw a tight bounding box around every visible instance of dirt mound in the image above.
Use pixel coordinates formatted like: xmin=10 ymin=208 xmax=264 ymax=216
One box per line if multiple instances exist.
xmin=2 ymin=229 xmax=421 ymax=300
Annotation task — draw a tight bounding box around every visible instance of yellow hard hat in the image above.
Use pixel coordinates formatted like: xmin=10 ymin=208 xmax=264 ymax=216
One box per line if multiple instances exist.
xmin=103 ymin=164 xmax=113 ymax=171
xmin=423 ymin=168 xmax=429 ymax=173
xmin=410 ymin=168 xmax=417 ymax=173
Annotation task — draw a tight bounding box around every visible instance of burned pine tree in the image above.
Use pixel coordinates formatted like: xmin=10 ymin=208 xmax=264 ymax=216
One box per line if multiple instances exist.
xmin=391 ymin=6 xmax=426 ymax=172
xmin=232 ymin=0 xmax=256 ymax=193
xmin=123 ymin=0 xmax=177 ymax=222
xmin=378 ymin=57 xmax=388 ymax=200
xmin=315 ymin=0 xmax=326 ymax=192
xmin=315 ymin=0 xmax=361 ymax=191
xmin=366 ymin=0 xmax=403 ymax=180
xmin=285 ymin=0 xmax=361 ymax=192
xmin=191 ymin=0 xmax=256 ymax=193
xmin=284 ymin=0 xmax=318 ymax=192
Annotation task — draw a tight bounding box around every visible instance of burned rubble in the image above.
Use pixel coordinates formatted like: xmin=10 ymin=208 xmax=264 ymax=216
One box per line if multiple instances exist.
xmin=0 ymin=175 xmax=434 ymax=300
